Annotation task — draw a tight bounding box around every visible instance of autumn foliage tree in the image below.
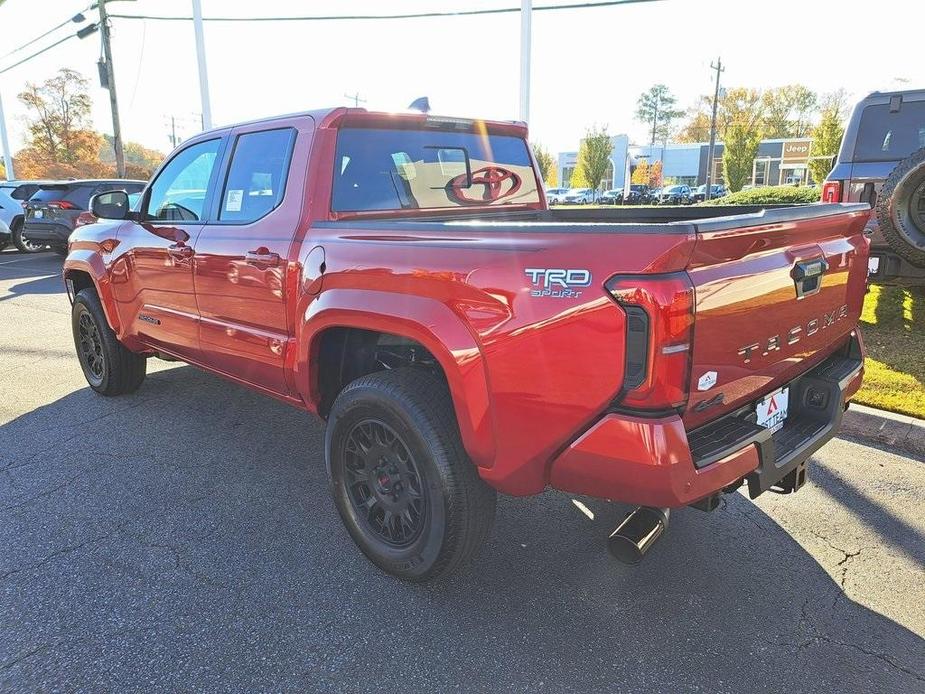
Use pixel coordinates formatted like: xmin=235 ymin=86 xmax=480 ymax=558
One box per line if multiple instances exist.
xmin=648 ymin=160 xmax=663 ymax=189
xmin=13 ymin=68 xmax=163 ymax=180
xmin=809 ymin=91 xmax=847 ymax=184
xmin=532 ymin=142 xmax=554 ymax=183
xmin=631 ymin=160 xmax=649 ymax=185
xmin=572 ymin=125 xmax=613 ymax=190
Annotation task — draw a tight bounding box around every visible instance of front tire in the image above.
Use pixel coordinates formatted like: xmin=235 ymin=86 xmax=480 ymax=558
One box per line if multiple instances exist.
xmin=326 ymin=368 xmax=496 ymax=582
xmin=72 ymin=288 xmax=146 ymax=395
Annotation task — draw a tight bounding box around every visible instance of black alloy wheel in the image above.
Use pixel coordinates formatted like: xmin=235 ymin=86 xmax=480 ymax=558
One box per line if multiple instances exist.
xmin=76 ymin=310 xmax=106 ymax=387
xmin=342 ymin=418 xmax=426 ymax=548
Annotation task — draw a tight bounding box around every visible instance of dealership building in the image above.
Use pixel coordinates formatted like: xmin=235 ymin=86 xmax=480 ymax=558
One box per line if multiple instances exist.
xmin=557 ymin=136 xmax=818 ymax=190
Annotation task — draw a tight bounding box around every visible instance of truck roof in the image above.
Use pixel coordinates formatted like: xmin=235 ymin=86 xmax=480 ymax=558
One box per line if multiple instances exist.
xmin=862 ymin=88 xmax=925 ymax=101
xmin=194 ymin=107 xmax=529 ymax=139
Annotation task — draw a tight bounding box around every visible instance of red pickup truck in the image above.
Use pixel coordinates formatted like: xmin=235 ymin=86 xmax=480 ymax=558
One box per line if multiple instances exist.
xmin=63 ymin=108 xmax=869 ymax=581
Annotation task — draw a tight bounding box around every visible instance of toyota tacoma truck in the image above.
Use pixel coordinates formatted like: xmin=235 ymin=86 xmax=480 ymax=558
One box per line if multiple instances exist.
xmin=63 ymin=108 xmax=869 ymax=581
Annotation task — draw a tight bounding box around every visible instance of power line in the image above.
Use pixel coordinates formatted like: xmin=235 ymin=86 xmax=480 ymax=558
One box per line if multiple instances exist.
xmin=0 ymin=33 xmax=80 ymax=76
xmin=0 ymin=5 xmax=90 ymax=61
xmin=109 ymin=0 xmax=662 ymax=23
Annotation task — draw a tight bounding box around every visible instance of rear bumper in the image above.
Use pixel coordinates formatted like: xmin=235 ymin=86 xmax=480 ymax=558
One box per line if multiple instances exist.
xmin=549 ymin=332 xmax=865 ymax=507
xmin=23 ymin=221 xmax=72 ymax=244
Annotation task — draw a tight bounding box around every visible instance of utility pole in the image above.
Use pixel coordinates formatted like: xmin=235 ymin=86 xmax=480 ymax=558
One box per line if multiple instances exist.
xmin=169 ymin=116 xmax=178 ymax=148
xmin=519 ymin=0 xmax=532 ymax=122
xmin=344 ymin=92 xmax=366 ymax=108
xmin=192 ymin=0 xmax=213 ymax=130
xmin=0 ymin=89 xmax=13 ymax=179
xmin=705 ymin=57 xmax=725 ymax=201
xmin=98 ymin=0 xmax=125 ymax=177
xmin=650 ymin=98 xmax=658 ymax=146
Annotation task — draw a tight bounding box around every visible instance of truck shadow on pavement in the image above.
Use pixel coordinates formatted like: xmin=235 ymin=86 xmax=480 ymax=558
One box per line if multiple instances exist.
xmin=0 ymin=251 xmax=63 ymax=303
xmin=1 ymin=364 xmax=923 ymax=692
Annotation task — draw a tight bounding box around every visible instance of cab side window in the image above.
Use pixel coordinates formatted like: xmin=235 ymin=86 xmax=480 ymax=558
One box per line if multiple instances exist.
xmin=219 ymin=128 xmax=296 ymax=223
xmin=145 ymin=139 xmax=221 ymax=222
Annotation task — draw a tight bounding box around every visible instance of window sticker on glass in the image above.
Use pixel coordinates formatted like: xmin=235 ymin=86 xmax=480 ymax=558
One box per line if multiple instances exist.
xmin=391 ymin=152 xmax=416 ymax=180
xmin=436 ymin=148 xmax=468 ymax=178
xmin=226 ymin=189 xmax=244 ymax=212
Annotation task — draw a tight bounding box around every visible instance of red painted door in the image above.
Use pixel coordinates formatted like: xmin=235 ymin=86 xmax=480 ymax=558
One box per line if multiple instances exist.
xmin=110 ymin=138 xmax=223 ymax=359
xmin=193 ymin=125 xmax=302 ymax=395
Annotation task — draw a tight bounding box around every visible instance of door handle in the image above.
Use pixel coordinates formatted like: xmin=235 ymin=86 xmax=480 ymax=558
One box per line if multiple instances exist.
xmin=245 ymin=249 xmax=280 ymax=268
xmin=167 ymin=243 xmax=194 ymax=260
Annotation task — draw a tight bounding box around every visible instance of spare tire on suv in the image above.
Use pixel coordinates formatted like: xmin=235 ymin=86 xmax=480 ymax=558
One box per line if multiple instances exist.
xmin=875 ymin=147 xmax=925 ymax=268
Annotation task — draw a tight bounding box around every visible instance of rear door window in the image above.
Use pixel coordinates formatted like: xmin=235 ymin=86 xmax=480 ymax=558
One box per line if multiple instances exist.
xmin=854 ymin=101 xmax=925 ymax=161
xmin=332 ymin=127 xmax=540 ymax=213
xmin=219 ymin=128 xmax=296 ymax=223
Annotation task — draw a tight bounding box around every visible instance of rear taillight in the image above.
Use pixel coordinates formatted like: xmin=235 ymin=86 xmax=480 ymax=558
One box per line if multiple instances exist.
xmin=46 ymin=200 xmax=77 ymax=210
xmin=606 ymin=272 xmax=694 ymax=411
xmin=75 ymin=211 xmax=98 ymax=227
xmin=821 ymin=180 xmax=842 ymax=203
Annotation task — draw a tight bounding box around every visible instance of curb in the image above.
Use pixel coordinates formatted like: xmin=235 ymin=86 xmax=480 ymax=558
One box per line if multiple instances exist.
xmin=842 ymin=403 xmax=925 ymax=459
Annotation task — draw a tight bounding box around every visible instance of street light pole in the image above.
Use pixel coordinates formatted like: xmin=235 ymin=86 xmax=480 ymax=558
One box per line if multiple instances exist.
xmin=0 ymin=89 xmax=13 ymax=179
xmin=98 ymin=0 xmax=125 ymax=177
xmin=192 ymin=0 xmax=213 ymax=130
xmin=519 ymin=0 xmax=531 ymax=122
xmin=705 ymin=57 xmax=724 ymax=201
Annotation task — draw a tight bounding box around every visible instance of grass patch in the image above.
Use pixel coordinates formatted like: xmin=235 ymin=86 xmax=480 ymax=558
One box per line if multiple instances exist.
xmin=855 ymin=285 xmax=925 ymax=419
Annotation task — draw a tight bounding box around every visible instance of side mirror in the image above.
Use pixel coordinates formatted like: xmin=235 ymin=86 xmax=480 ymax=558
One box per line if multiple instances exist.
xmin=90 ymin=190 xmax=130 ymax=220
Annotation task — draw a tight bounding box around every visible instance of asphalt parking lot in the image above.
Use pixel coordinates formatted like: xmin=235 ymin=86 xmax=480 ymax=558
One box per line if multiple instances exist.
xmin=1 ymin=249 xmax=923 ymax=693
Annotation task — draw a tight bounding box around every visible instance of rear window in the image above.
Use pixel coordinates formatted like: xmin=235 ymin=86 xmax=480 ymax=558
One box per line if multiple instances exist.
xmin=854 ymin=101 xmax=925 ymax=162
xmin=332 ymin=127 xmax=540 ymax=213
xmin=30 ymin=184 xmax=96 ymax=208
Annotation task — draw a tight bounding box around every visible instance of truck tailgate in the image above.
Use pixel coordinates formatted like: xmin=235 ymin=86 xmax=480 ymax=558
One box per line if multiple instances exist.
xmin=683 ymin=204 xmax=870 ymax=429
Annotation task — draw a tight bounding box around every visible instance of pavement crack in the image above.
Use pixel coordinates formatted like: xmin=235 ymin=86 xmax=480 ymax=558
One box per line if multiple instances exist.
xmin=813 ymin=634 xmax=925 ymax=683
xmin=0 ymin=522 xmax=127 ymax=581
xmin=0 ymin=471 xmax=84 ymax=513
xmin=126 ymin=531 xmax=229 ymax=589
xmin=807 ymin=529 xmax=862 ymax=606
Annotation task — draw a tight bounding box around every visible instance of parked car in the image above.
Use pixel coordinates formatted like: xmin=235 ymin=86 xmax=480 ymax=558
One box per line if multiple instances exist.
xmin=562 ymin=187 xmax=597 ymax=204
xmin=655 ymin=184 xmax=693 ymax=205
xmin=64 ymin=107 xmax=868 ymax=581
xmin=692 ymin=184 xmax=727 ymax=203
xmin=599 ymin=189 xmax=623 ymax=205
xmin=544 ymin=187 xmax=569 ymax=205
xmin=22 ymin=179 xmax=146 ymax=254
xmin=625 ymin=184 xmax=654 ymax=205
xmin=0 ymin=179 xmax=53 ymax=252
xmin=824 ymin=88 xmax=925 ymax=286
xmin=0 ymin=217 xmax=10 ymax=251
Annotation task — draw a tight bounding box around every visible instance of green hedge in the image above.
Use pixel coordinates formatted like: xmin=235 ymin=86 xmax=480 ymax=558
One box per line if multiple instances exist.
xmin=698 ymin=185 xmax=821 ymax=206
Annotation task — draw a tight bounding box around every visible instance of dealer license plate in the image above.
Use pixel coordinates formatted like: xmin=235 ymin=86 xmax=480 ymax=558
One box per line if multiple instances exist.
xmin=33 ymin=209 xmax=43 ymax=219
xmin=756 ymin=388 xmax=789 ymax=433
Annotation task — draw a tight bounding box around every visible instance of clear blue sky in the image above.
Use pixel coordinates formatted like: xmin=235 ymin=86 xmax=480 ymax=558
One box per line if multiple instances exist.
xmin=1 ymin=0 xmax=922 ymax=159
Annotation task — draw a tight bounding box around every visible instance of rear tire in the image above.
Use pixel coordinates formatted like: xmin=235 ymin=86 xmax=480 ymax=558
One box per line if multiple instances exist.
xmin=72 ymin=287 xmax=146 ymax=395
xmin=12 ymin=221 xmax=45 ymax=253
xmin=325 ymin=368 xmax=496 ymax=582
xmin=876 ymin=147 xmax=925 ymax=268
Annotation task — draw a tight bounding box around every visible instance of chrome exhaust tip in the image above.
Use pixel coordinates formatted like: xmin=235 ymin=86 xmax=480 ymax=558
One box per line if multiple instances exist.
xmin=607 ymin=507 xmax=670 ymax=564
